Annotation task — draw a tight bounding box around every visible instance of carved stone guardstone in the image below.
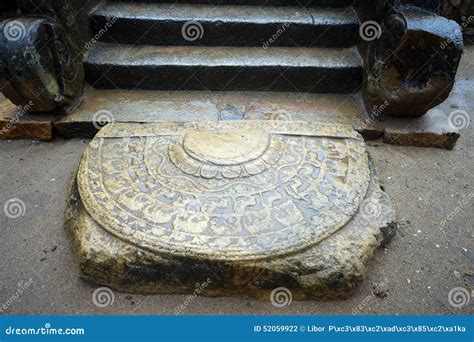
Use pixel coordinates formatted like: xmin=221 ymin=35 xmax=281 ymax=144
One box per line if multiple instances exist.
xmin=0 ymin=17 xmax=84 ymax=112
xmin=366 ymin=6 xmax=464 ymax=117
xmin=65 ymin=121 xmax=397 ymax=300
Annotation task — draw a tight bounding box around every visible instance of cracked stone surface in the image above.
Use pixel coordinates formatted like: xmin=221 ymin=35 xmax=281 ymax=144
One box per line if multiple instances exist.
xmin=65 ymin=121 xmax=396 ymax=299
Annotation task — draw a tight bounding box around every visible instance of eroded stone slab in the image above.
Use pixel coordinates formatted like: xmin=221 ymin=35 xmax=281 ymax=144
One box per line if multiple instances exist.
xmin=365 ymin=108 xmax=461 ymax=150
xmin=0 ymin=99 xmax=55 ymax=141
xmin=65 ymin=121 xmax=396 ymax=299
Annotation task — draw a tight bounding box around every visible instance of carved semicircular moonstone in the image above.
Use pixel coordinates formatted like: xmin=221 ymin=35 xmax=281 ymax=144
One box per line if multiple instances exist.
xmin=77 ymin=121 xmax=371 ymax=261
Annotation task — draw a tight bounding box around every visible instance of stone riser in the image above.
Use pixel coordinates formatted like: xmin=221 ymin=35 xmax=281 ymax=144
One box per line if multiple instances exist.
xmin=92 ymin=3 xmax=359 ymax=47
xmin=86 ymin=64 xmax=362 ymax=93
xmin=85 ymin=44 xmax=362 ymax=93
xmin=109 ymin=0 xmax=354 ymax=7
xmin=93 ymin=18 xmax=358 ymax=48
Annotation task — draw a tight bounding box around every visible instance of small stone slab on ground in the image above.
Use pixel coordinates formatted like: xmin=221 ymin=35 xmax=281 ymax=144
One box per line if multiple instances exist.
xmin=365 ymin=108 xmax=460 ymax=150
xmin=0 ymin=99 xmax=56 ymax=141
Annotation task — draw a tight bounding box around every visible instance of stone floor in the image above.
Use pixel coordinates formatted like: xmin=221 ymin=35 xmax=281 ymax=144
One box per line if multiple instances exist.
xmin=0 ymin=47 xmax=472 ymax=315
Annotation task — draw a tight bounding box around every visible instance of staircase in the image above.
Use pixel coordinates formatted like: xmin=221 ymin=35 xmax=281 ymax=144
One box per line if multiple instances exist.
xmin=84 ymin=0 xmax=362 ymax=93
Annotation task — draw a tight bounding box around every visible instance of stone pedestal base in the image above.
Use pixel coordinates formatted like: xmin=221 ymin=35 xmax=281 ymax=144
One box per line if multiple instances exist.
xmin=65 ymin=122 xmax=396 ymax=300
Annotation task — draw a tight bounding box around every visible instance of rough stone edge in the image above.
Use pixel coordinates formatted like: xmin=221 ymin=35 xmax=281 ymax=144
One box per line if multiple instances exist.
xmin=0 ymin=117 xmax=54 ymax=141
xmin=356 ymin=107 xmax=461 ymax=150
xmin=0 ymin=97 xmax=54 ymax=141
xmin=0 ymin=97 xmax=82 ymax=141
xmin=65 ymin=154 xmax=397 ymax=301
xmin=356 ymin=127 xmax=460 ymax=150
xmin=380 ymin=131 xmax=460 ymax=150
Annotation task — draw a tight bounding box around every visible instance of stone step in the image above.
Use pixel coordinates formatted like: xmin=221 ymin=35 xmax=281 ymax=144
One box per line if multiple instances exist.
xmin=55 ymin=88 xmax=366 ymax=138
xmin=53 ymin=87 xmax=460 ymax=149
xmin=84 ymin=43 xmax=363 ymax=93
xmin=92 ymin=3 xmax=359 ymax=47
xmin=108 ymin=0 xmax=354 ymax=8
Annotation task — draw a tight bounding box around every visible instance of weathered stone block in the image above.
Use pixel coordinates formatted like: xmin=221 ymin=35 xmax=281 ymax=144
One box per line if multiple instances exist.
xmin=366 ymin=6 xmax=464 ymax=117
xmin=0 ymin=17 xmax=84 ymax=112
xmin=0 ymin=99 xmax=54 ymax=141
xmin=65 ymin=122 xmax=396 ymax=299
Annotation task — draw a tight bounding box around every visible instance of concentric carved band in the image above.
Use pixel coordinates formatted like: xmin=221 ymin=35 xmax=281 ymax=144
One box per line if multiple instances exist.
xmin=169 ymin=129 xmax=284 ymax=179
